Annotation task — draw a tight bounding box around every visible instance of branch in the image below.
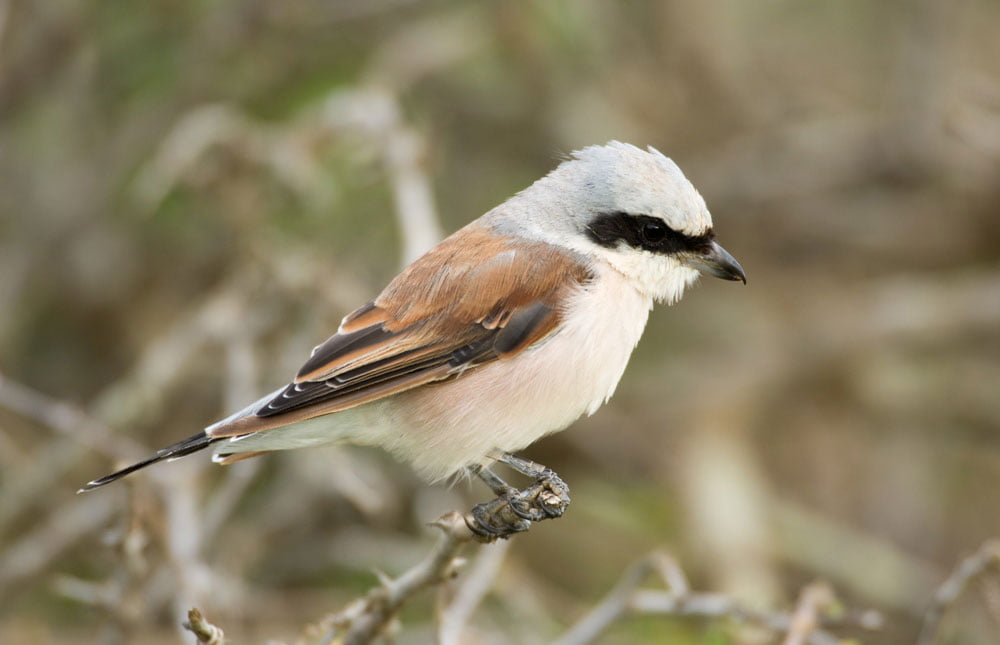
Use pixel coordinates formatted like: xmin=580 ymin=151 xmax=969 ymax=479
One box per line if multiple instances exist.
xmin=0 ymin=369 xmax=147 ymax=461
xmin=553 ymin=551 xmax=881 ymax=645
xmin=319 ymin=87 xmax=443 ymax=264
xmin=917 ymin=538 xmax=1000 ymax=645
xmin=0 ymin=493 xmax=118 ymax=604
xmin=782 ymin=582 xmax=836 ymax=645
xmin=437 ymin=539 xmax=512 ymax=645
xmin=182 ymin=473 xmax=564 ymax=644
xmin=51 ymin=479 xmax=153 ymax=643
xmin=300 ymin=512 xmax=476 ymax=645
xmin=551 ymin=552 xmax=675 ymax=645
xmin=184 ymin=608 xmax=227 ymax=644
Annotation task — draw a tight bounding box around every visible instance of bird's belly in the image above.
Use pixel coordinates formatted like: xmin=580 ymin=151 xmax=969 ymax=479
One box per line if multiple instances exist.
xmin=374 ymin=266 xmax=652 ymax=481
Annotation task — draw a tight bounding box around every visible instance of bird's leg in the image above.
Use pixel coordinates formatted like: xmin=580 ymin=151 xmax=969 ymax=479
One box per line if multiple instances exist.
xmin=498 ymin=453 xmax=552 ymax=479
xmin=470 ymin=463 xmax=515 ymax=496
xmin=464 ymin=456 xmax=571 ymax=541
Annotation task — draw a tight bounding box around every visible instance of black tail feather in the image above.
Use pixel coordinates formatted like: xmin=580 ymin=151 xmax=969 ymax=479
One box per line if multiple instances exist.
xmin=78 ymin=431 xmax=219 ymax=493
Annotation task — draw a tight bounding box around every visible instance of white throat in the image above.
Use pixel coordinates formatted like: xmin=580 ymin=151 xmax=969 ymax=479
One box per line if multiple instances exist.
xmin=589 ymin=245 xmax=702 ymax=304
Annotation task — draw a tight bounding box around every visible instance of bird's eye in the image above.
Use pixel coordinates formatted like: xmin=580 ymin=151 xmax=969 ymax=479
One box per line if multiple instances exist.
xmin=641 ymin=220 xmax=667 ymax=244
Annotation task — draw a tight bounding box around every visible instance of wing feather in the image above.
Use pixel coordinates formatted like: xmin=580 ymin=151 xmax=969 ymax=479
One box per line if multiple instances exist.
xmin=208 ymin=222 xmax=592 ymax=439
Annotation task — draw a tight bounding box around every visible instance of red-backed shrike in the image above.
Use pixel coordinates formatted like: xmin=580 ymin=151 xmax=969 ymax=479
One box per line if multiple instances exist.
xmin=82 ymin=141 xmax=745 ymax=536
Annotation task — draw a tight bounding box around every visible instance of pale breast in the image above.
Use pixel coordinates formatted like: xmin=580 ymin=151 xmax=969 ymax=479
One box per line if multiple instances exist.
xmin=374 ymin=263 xmax=652 ymax=481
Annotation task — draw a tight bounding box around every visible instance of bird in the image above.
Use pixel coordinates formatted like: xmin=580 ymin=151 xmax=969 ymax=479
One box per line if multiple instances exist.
xmin=80 ymin=141 xmax=745 ymax=537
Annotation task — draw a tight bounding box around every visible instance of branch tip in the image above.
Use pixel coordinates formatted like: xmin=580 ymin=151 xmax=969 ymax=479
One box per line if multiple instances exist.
xmin=183 ymin=607 xmax=226 ymax=645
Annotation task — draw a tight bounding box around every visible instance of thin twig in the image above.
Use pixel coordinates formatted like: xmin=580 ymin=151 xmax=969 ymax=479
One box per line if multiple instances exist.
xmin=437 ymin=539 xmax=512 ymax=645
xmin=0 ymin=369 xmax=148 ymax=460
xmin=553 ymin=551 xmax=879 ymax=645
xmin=917 ymin=538 xmax=1000 ymax=645
xmin=301 ymin=512 xmax=475 ymax=645
xmin=199 ymin=333 xmax=262 ymax=544
xmin=979 ymin=574 xmax=1000 ymax=635
xmin=783 ymin=582 xmax=836 ymax=645
xmin=551 ymin=554 xmax=662 ymax=645
xmin=0 ymin=371 xmax=150 ymax=532
xmin=54 ymin=480 xmax=155 ymax=643
xmin=0 ymin=494 xmax=118 ymax=604
xmin=184 ymin=608 xmax=227 ymax=644
xmin=320 ymin=87 xmax=443 ymax=264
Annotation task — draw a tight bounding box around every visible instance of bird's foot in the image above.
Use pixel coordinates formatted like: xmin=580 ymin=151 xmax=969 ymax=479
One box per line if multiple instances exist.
xmin=464 ymin=461 xmax=571 ymax=541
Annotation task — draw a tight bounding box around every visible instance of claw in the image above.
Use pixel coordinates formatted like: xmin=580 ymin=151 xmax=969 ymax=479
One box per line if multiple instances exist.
xmin=535 ymin=474 xmax=570 ymax=517
xmin=465 ymin=496 xmax=531 ymax=540
xmin=464 ymin=463 xmax=572 ymax=541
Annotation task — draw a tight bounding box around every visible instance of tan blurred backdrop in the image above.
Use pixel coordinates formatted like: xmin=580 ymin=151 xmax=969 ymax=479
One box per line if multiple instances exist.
xmin=1 ymin=1 xmax=1000 ymax=643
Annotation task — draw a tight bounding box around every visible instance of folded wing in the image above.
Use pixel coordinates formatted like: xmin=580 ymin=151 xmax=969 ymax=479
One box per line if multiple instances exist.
xmin=208 ymin=223 xmax=592 ymax=439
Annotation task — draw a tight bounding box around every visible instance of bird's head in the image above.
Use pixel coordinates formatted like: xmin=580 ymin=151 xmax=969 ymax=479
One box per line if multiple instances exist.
xmin=505 ymin=141 xmax=745 ymax=304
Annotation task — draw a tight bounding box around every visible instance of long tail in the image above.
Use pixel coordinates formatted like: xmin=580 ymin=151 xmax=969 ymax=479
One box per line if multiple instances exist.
xmin=78 ymin=431 xmax=221 ymax=493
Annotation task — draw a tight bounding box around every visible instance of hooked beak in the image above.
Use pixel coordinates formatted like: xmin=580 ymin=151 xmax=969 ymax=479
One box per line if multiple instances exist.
xmin=688 ymin=241 xmax=746 ymax=284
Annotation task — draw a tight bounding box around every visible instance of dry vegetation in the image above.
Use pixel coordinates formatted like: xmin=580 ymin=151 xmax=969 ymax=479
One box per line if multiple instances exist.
xmin=2 ymin=1 xmax=1000 ymax=643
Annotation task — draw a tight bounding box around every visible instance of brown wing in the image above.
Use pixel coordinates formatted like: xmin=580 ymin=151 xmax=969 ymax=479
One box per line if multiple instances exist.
xmin=208 ymin=222 xmax=592 ymax=438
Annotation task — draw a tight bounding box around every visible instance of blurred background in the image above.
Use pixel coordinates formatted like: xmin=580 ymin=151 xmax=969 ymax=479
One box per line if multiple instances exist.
xmin=2 ymin=1 xmax=1000 ymax=643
